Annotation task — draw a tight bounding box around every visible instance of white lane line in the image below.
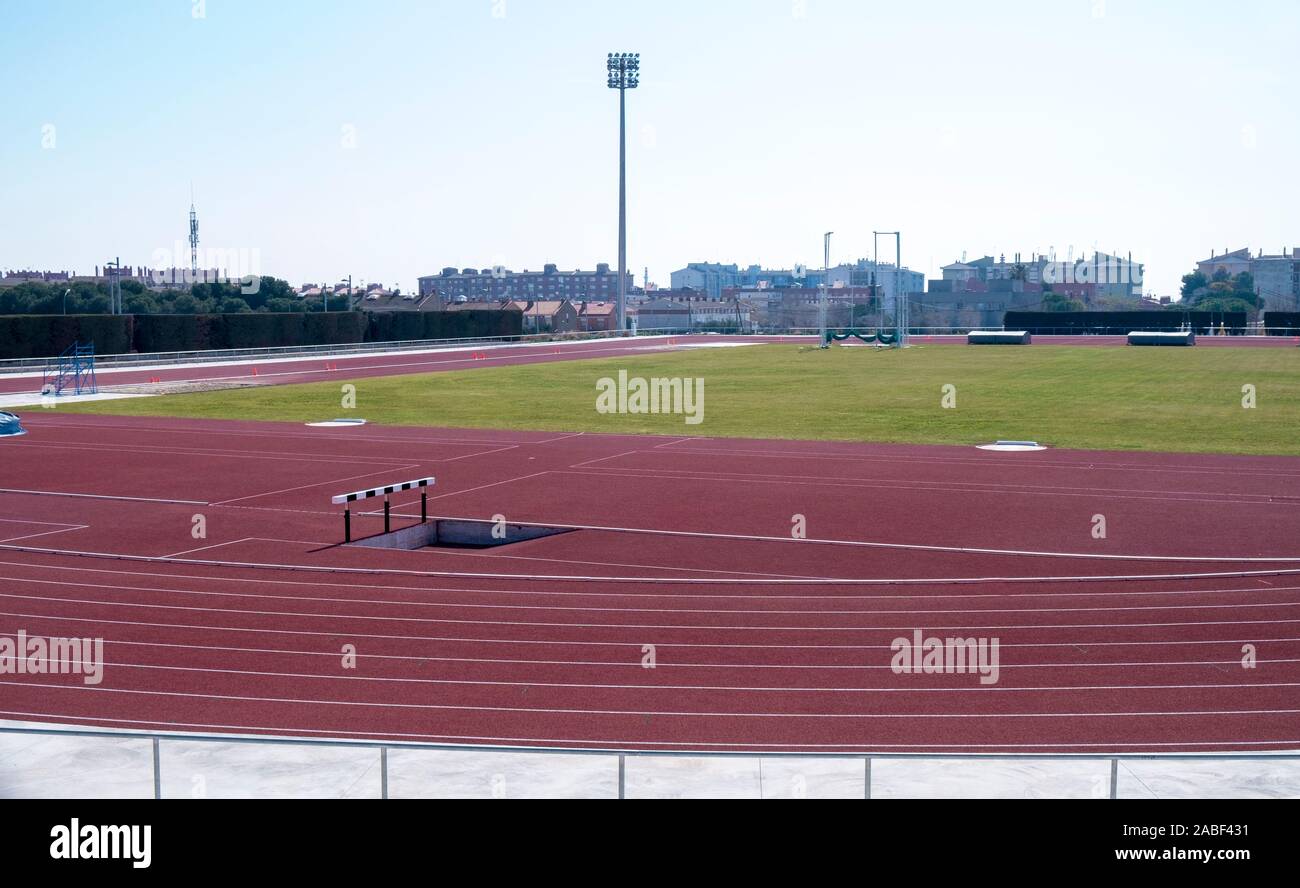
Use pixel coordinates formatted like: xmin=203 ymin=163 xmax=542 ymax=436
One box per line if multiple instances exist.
xmin=566 ymin=450 xmax=642 ymax=470
xmin=0 ymin=526 xmax=89 ymax=545
xmin=13 ymin=658 xmax=1300 ymax=696
xmin=556 ymin=467 xmax=1298 ymax=508
xmin=5 ymin=439 xmax=421 ymax=466
xmin=10 ymin=540 xmax=1300 ymax=585
xmin=0 ymin=488 xmax=208 ymax=505
xmin=566 ymin=463 xmax=1300 ymax=503
xmin=422 ymin=471 xmax=551 ymax=501
xmin=210 ymin=463 xmax=422 ymax=506
xmin=6 ymin=556 xmax=1298 ymax=602
xmin=161 ymin=538 xmax=256 ymax=559
xmin=24 ymin=419 xmax=538 ymax=448
xmin=0 ymin=518 xmax=82 ymax=527
xmin=4 ymin=589 xmax=1300 ymax=632
xmin=436 ymin=444 xmax=520 ymax=463
xmin=6 ymin=631 xmax=1293 ymax=672
xmin=3 ymin=680 xmax=1298 ymax=721
xmin=5 ymin=608 xmax=1297 ymax=651
xmin=4 ymin=709 xmax=1296 ymax=751
xmin=642 ymin=444 xmax=1300 ymax=479
xmin=7 ymin=631 xmax=1289 ymax=676
xmin=6 ymin=573 xmax=1300 ymax=618
xmin=5 ymin=710 xmax=1296 ymax=751
xmin=534 ymin=432 xmax=587 ymax=444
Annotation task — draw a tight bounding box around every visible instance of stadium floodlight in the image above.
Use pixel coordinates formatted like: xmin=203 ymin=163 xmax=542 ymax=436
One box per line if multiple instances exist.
xmin=607 ymin=52 xmax=640 ymax=333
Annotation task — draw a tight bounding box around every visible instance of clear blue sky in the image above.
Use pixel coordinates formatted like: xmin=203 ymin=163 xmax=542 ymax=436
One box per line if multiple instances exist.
xmin=2 ymin=0 xmax=1296 ymax=296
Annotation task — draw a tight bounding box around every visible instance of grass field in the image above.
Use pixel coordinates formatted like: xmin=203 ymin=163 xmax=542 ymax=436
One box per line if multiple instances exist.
xmin=60 ymin=343 xmax=1300 ymax=455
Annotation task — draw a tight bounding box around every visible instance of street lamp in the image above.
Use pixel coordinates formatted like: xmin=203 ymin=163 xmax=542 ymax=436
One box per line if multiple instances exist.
xmin=819 ymin=231 xmax=833 ymax=347
xmin=607 ymin=51 xmax=639 ymax=334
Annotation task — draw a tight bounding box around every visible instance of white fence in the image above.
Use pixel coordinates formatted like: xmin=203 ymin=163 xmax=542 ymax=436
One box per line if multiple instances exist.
xmin=2 ymin=726 xmax=1297 ymax=799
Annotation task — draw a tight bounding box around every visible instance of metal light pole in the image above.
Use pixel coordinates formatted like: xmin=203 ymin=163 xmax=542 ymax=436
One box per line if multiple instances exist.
xmin=819 ymin=231 xmax=833 ymax=346
xmin=607 ymin=52 xmax=639 ymax=334
xmin=873 ymin=231 xmax=904 ymax=346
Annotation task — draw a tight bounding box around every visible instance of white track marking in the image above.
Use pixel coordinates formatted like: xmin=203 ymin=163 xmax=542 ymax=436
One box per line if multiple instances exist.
xmin=0 ymin=518 xmax=82 ymax=527
xmin=335 ymin=511 xmax=1300 ymax=567
xmin=533 ymin=432 xmax=587 ymax=444
xmin=565 ymin=463 xmax=1300 ymax=504
xmin=435 ymin=444 xmax=521 ymax=463
xmin=3 ymin=589 xmax=1300 ymax=632
xmin=5 ymin=556 xmax=1299 ymax=602
xmin=210 ymin=464 xmax=421 ymax=506
xmin=557 ymin=467 xmax=1295 ymax=508
xmin=4 ymin=608 xmax=1296 ymax=651
xmin=5 ymin=631 xmax=1292 ymax=672
xmin=5 ymin=573 xmax=1300 ymax=619
xmin=161 ymin=538 xmax=256 ymax=559
xmin=27 ymin=418 xmax=539 ymax=448
xmin=11 ymin=658 xmax=1298 ymax=696
xmin=421 ymin=471 xmax=551 ymax=501
xmin=7 ymin=439 xmax=422 ymax=466
xmin=6 ymin=709 xmax=1298 ymax=750
xmin=644 ymin=444 xmax=1300 ymax=479
xmin=10 ymin=541 xmax=1300 ymax=585
xmin=3 ymin=680 xmax=1297 ymax=721
xmin=0 ymin=525 xmax=89 ymax=545
xmin=0 ymin=488 xmax=208 ymax=505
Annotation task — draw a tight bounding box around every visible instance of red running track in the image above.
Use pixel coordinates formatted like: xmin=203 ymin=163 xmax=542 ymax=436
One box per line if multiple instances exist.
xmin=1 ymin=413 xmax=1299 ymax=753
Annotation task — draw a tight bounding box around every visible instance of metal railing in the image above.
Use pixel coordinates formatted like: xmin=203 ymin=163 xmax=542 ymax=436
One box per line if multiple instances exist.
xmin=2 ymin=725 xmax=1296 ymax=799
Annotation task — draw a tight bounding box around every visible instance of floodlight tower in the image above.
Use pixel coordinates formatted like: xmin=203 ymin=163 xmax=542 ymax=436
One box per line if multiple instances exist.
xmin=607 ymin=52 xmax=639 ymax=333
xmin=819 ymin=231 xmax=833 ymax=346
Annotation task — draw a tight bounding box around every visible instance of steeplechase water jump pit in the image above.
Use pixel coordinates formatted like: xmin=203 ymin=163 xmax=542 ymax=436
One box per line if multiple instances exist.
xmin=305 ymin=418 xmax=369 ymax=428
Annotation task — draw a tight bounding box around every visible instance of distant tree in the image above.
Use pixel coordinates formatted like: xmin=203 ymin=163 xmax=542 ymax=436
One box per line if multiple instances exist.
xmin=247 ymin=276 xmax=292 ymax=311
xmin=1042 ymin=290 xmax=1085 ymax=312
xmin=123 ymin=292 xmax=161 ymax=314
xmin=1194 ymin=295 xmax=1255 ymax=315
xmin=1180 ymin=270 xmax=1207 ymax=300
xmin=220 ymin=296 xmax=252 ymax=313
xmin=265 ymin=297 xmax=298 ymax=313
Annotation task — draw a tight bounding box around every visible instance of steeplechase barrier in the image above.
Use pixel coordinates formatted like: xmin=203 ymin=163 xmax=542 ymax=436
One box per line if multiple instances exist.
xmin=331 ymin=477 xmax=435 ymax=542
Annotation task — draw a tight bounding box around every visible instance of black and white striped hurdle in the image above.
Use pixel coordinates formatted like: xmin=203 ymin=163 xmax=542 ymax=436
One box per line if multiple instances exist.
xmin=331 ymin=477 xmax=435 ymax=542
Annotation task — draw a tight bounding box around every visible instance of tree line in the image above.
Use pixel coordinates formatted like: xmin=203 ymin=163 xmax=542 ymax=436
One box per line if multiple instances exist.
xmin=0 ymin=277 xmax=352 ymax=315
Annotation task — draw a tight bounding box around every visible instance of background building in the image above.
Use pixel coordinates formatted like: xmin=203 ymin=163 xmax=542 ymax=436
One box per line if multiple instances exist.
xmin=671 ymin=259 xmax=925 ymax=302
xmin=1198 ymin=247 xmax=1300 ymax=309
xmin=418 ymin=263 xmax=633 ymax=305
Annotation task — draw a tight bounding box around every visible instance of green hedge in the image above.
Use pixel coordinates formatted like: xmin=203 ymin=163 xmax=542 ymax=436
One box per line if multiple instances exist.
xmin=0 ymin=310 xmax=519 ymax=359
xmin=0 ymin=314 xmax=133 ymax=359
xmin=367 ymin=310 xmax=521 ymax=343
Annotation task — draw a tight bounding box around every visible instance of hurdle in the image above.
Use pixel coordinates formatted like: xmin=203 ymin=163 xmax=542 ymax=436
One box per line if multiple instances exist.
xmin=330 ymin=477 xmax=435 ymax=542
